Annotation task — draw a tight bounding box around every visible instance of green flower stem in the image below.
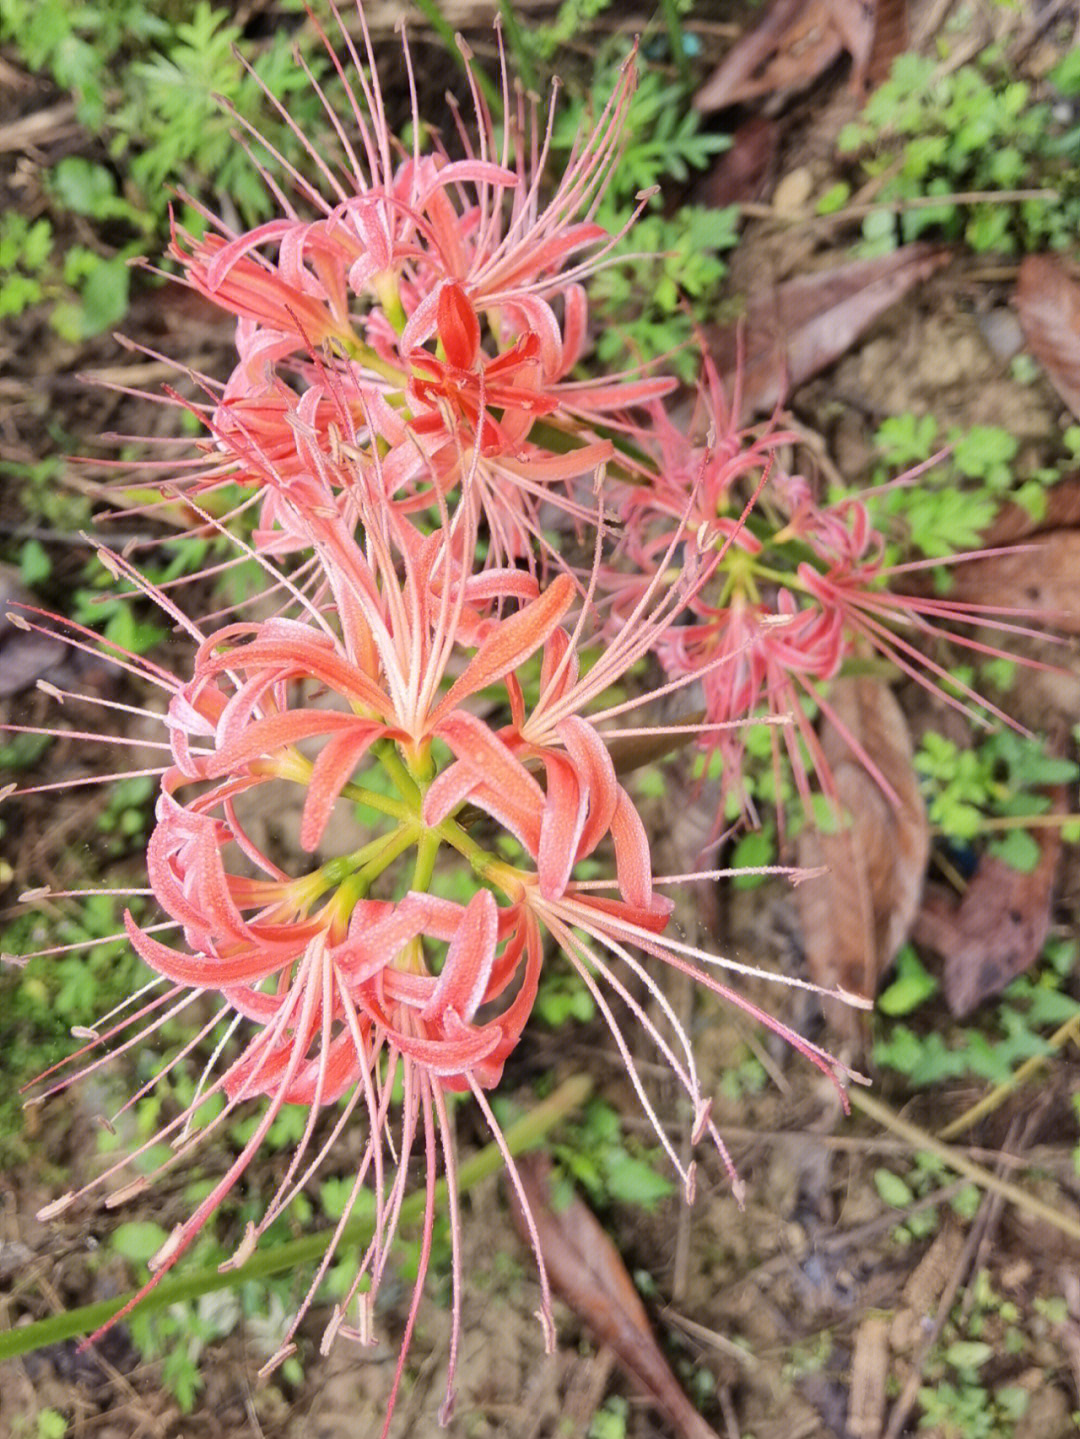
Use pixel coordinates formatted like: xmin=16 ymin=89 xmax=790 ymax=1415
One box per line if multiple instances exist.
xmin=356 ymin=824 xmax=423 ymax=893
xmin=319 ymin=829 xmax=416 ymax=888
xmin=335 ymin=334 xmax=407 ymax=387
xmin=411 ymin=828 xmax=441 ymax=893
xmin=338 ymin=780 xmax=414 ymax=824
xmin=659 ymin=0 xmax=691 ymax=89
xmin=0 ymin=1074 xmax=593 ymax=1362
xmin=433 ymin=814 xmax=491 ymax=871
xmin=372 ymin=741 xmax=422 ymax=808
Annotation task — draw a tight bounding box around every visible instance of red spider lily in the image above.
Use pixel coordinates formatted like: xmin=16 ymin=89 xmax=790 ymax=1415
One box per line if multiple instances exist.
xmin=8 ymin=537 xmax=566 ymax=1430
xmin=183 ymin=4 xmax=644 ymax=337
xmin=407 ymin=281 xmax=560 ymax=451
xmin=419 ymin=626 xmax=866 ymax=1204
xmin=7 ymin=456 xmax=868 ymax=1434
xmin=150 ymin=2 xmax=675 ymax=577
xmin=605 ymin=357 xmax=1059 ymax=826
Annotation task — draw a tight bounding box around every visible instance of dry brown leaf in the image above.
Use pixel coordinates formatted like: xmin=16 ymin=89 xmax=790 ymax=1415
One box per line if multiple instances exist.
xmin=605 ymin=710 xmax=704 ymax=779
xmin=866 ymin=0 xmax=908 ymax=86
xmin=695 ymin=0 xmax=876 ymax=112
xmin=691 ymin=115 xmax=779 ymax=209
xmin=848 ymin=1314 xmax=889 ymax=1439
xmin=709 ymin=245 xmax=950 ymax=420
xmin=511 ymin=1156 xmax=722 ymax=1439
xmin=944 ymin=529 xmax=1080 ymax=634
xmin=829 ymin=0 xmax=877 ymax=87
xmin=0 ymin=567 xmax=67 ymax=698
xmin=1015 ymin=254 xmax=1080 ymax=421
xmin=979 ymin=473 xmax=1080 ymax=546
xmin=796 ymin=677 xmax=929 ymax=1037
xmin=913 ymin=797 xmax=1064 ymax=1018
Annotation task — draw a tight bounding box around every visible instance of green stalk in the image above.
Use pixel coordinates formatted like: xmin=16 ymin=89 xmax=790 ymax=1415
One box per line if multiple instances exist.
xmin=659 ymin=0 xmax=691 ymax=90
xmin=338 ymin=781 xmax=413 ymax=824
xmin=411 ymin=828 xmax=441 ymax=893
xmin=0 ymin=1074 xmax=592 ymax=1362
xmin=355 ymin=824 xmax=422 ymax=892
xmin=372 ymin=741 xmax=422 ymax=808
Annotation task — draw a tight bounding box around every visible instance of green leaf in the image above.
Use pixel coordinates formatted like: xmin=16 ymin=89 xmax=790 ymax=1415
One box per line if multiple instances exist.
xmin=987 ymin=828 xmax=1041 ymax=872
xmin=944 ymin=1340 xmax=993 ymax=1371
xmin=877 ymin=947 xmax=939 ymax=1016
xmin=875 ymin=412 xmax=938 ymax=466
xmin=112 ymin=1221 xmax=170 ymax=1265
xmin=19 ymin=538 xmax=51 ymax=586
xmin=602 ymin=1152 xmax=675 ymax=1210
xmin=731 ymin=829 xmax=776 ymax=887
xmin=1050 ymin=47 xmax=1080 ymax=96
xmin=77 ymin=255 xmax=131 ymax=335
xmin=50 ymin=156 xmax=116 ymax=215
xmin=816 ymin=181 xmax=850 ymax=215
xmin=37 ymin=1412 xmax=67 ymax=1439
xmin=874 ymin=1168 xmax=915 ymax=1208
xmin=0 ymin=272 xmax=43 ymax=319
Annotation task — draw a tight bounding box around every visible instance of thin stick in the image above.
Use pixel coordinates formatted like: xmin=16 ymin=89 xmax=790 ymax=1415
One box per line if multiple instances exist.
xmin=938 ymin=1012 xmax=1080 ymax=1141
xmin=848 ymin=1088 xmax=1080 ymax=1244
xmin=0 ymin=1074 xmax=593 ymax=1362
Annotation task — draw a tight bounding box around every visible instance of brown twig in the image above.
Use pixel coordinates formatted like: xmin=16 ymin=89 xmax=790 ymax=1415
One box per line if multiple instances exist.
xmin=881 ymin=1120 xmax=1025 ymax=1439
xmin=847 ymin=1088 xmax=1080 ymax=1244
xmin=0 ymin=101 xmax=78 ymax=154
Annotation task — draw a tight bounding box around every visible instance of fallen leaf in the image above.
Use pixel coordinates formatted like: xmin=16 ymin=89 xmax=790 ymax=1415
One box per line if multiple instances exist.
xmin=913 ymin=796 xmax=1064 ymax=1018
xmin=691 ymin=115 xmax=779 ymax=209
xmin=796 ymin=677 xmax=930 ymax=1036
xmin=708 ymin=245 xmax=950 ymax=419
xmin=848 ymin=1314 xmax=889 ymax=1439
xmin=944 ymin=530 xmax=1080 ymax=634
xmin=605 ymin=709 xmax=705 ymax=779
xmin=829 ymin=0 xmax=877 ymax=88
xmin=1015 ymin=254 xmax=1080 ymax=421
xmin=511 ymin=1155 xmax=722 ymax=1439
xmin=866 ymin=0 xmax=908 ymax=87
xmin=0 ymin=567 xmax=67 ymax=698
xmin=695 ymin=0 xmax=876 ymax=112
xmin=979 ymin=473 xmax=1080 ymax=546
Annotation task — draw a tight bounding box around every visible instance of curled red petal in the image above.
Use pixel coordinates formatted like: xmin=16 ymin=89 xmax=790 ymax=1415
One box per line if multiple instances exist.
xmin=430 ymin=573 xmax=575 ymax=726
xmin=300 ymin=723 xmax=381 ymax=851
xmin=437 ymin=281 xmax=481 ymax=371
xmin=421 ymin=889 xmax=498 ymax=1024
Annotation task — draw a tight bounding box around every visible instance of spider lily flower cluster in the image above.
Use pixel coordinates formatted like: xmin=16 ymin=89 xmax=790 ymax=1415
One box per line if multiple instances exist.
xmin=602 ymin=361 xmax=1048 ymax=825
xmin=3 ymin=3 xmax=1039 ymax=1431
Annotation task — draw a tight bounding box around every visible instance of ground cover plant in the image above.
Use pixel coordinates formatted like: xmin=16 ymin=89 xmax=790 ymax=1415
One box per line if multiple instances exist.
xmin=3 ymin=3 xmax=1080 ymax=1437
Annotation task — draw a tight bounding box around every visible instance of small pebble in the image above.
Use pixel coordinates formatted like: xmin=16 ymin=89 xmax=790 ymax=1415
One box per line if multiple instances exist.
xmin=773 ymin=166 xmax=814 ymax=215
